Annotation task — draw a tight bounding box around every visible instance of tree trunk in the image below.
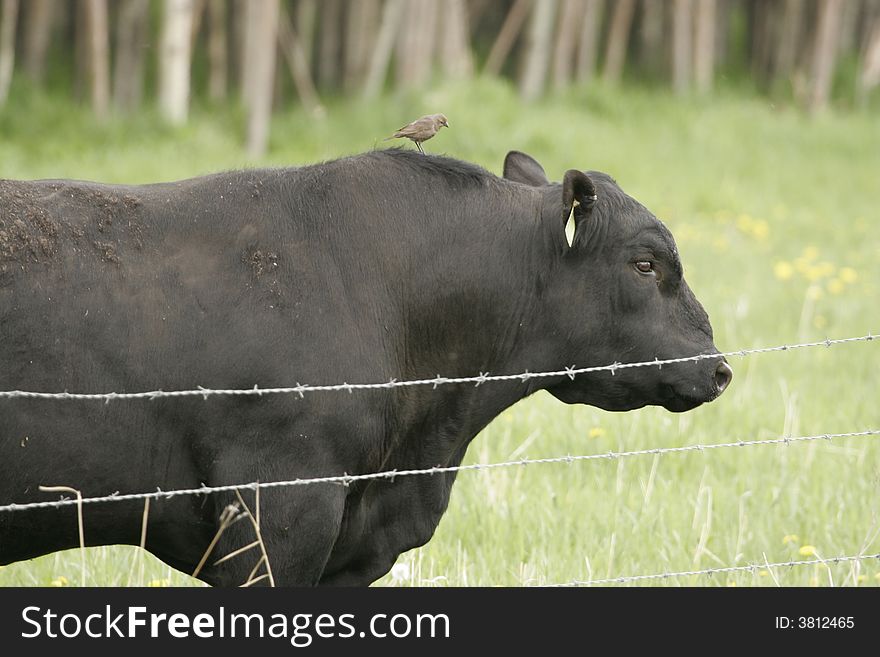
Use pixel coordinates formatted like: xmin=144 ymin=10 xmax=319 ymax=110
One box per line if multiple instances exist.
xmin=857 ymin=18 xmax=880 ymax=103
xmin=440 ymin=0 xmax=474 ymax=80
xmin=23 ymin=0 xmax=52 ymax=84
xmin=775 ymin=0 xmax=805 ymax=80
xmin=245 ymin=0 xmax=279 ymax=157
xmin=159 ymin=0 xmax=194 ymax=125
xmin=113 ymin=0 xmax=149 ymax=111
xmin=363 ymin=0 xmax=403 ymax=98
xmin=74 ymin=0 xmax=86 ymax=101
xmin=837 ymin=0 xmax=861 ymax=55
xmin=714 ymin=0 xmax=732 ymax=67
xmin=553 ymin=0 xmax=583 ymax=90
xmin=396 ymin=0 xmax=438 ymax=90
xmin=84 ymin=0 xmax=110 ymax=121
xmin=230 ymin=0 xmax=246 ymax=95
xmin=638 ymin=0 xmax=664 ymax=75
xmin=750 ymin=0 xmax=781 ymax=87
xmin=602 ymin=0 xmax=635 ymax=83
xmin=189 ymin=0 xmax=207 ymax=47
xmin=239 ymin=0 xmax=253 ymax=104
xmin=807 ymin=0 xmax=843 ymax=113
xmin=295 ymin=0 xmax=317 ymax=75
xmin=278 ymin=1 xmax=322 ymax=115
xmin=857 ymin=0 xmax=880 ymax=54
xmin=485 ymin=0 xmax=532 ymax=77
xmin=342 ymin=0 xmax=378 ymax=92
xmin=520 ymin=0 xmax=557 ymax=100
xmin=468 ymin=0 xmax=495 ymax=30
xmin=0 ymin=0 xmax=18 ymax=106
xmin=317 ymin=0 xmax=341 ymax=90
xmin=207 ymin=0 xmax=227 ymax=100
xmin=694 ymin=0 xmax=715 ymax=93
xmin=671 ymin=0 xmax=692 ymax=94
xmin=575 ymin=0 xmax=604 ymax=82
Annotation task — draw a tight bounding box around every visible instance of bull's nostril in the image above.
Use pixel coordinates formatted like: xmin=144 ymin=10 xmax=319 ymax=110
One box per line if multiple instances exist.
xmin=714 ymin=361 xmax=733 ymax=395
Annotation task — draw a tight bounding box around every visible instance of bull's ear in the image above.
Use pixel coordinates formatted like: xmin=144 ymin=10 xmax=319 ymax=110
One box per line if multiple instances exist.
xmin=503 ymin=151 xmax=549 ymax=186
xmin=562 ymin=170 xmax=597 ymax=247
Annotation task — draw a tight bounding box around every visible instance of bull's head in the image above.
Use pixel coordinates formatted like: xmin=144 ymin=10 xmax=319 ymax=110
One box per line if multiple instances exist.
xmin=504 ymin=150 xmax=732 ymax=413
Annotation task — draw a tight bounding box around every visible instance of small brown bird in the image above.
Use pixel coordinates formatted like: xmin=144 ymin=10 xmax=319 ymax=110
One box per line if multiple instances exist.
xmin=384 ymin=113 xmax=449 ymax=153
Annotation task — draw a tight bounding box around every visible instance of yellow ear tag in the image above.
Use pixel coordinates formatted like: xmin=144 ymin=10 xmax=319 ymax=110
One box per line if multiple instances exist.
xmin=565 ymin=201 xmax=578 ymax=247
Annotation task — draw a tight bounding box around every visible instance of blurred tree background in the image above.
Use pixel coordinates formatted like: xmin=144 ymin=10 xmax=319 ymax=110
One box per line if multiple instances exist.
xmin=0 ymin=0 xmax=878 ymax=156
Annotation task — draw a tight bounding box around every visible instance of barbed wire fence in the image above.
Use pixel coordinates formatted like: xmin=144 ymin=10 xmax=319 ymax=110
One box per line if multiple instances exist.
xmin=545 ymin=553 xmax=880 ymax=587
xmin=0 ymin=332 xmax=877 ymax=586
xmin=1 ymin=429 xmax=877 ymax=513
xmin=0 ymin=334 xmax=872 ymax=402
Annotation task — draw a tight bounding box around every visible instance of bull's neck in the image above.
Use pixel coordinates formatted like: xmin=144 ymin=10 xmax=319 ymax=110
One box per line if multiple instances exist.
xmin=399 ymin=185 xmax=560 ymax=395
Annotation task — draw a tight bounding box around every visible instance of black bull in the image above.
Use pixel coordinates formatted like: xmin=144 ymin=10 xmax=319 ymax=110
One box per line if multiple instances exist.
xmin=0 ymin=149 xmax=731 ymax=586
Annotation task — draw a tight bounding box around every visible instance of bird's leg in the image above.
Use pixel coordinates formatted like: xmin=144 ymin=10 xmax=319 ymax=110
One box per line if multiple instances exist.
xmin=416 ymin=142 xmax=424 ymax=155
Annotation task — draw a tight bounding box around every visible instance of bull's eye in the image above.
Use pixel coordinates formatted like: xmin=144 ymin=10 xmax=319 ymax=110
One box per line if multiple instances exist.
xmin=634 ymin=261 xmax=654 ymax=274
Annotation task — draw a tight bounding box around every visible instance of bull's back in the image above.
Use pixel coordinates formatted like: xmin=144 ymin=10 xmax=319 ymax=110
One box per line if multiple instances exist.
xmin=2 ymin=172 xmax=325 ymax=385
xmin=1 ymin=178 xmax=145 ymax=281
xmin=0 ymin=171 xmax=360 ymax=544
xmin=0 ymin=169 xmax=396 ymax=463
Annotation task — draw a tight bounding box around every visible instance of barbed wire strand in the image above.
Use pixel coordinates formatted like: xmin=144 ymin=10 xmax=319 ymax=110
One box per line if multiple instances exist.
xmin=1 ymin=428 xmax=876 ymax=515
xmin=545 ymin=552 xmax=880 ymax=587
xmin=0 ymin=334 xmax=873 ymax=402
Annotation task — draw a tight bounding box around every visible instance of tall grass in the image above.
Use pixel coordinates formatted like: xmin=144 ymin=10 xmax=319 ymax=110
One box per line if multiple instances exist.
xmin=1 ymin=80 xmax=878 ymax=586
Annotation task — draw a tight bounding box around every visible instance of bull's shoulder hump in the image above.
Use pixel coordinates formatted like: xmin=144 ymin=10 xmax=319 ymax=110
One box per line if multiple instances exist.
xmin=354 ymin=149 xmax=500 ymax=189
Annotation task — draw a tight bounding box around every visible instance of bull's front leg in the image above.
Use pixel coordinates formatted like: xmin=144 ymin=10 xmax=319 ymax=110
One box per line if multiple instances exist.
xmin=195 ymin=483 xmax=347 ymax=587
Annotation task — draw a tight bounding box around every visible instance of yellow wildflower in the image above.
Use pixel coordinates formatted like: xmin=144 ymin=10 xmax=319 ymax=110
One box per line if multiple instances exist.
xmin=794 ymin=257 xmax=811 ymax=274
xmin=50 ymin=576 xmax=69 ymax=587
xmin=783 ymin=534 xmax=799 ymax=544
xmin=813 ymin=315 xmax=827 ymax=329
xmin=806 ymin=286 xmax=823 ymax=301
xmin=802 ymin=246 xmax=819 ymax=261
xmin=838 ymin=267 xmax=858 ymax=284
xmin=826 ymin=279 xmax=844 ymax=295
xmin=588 ymin=427 xmax=606 ymax=439
xmin=856 ymin=575 xmax=867 ymax=583
xmin=758 ymin=570 xmax=770 ymax=577
xmin=798 ymin=545 xmax=817 ymax=557
xmin=726 ymin=581 xmax=737 ymax=587
xmin=773 ymin=261 xmax=794 ymax=281
xmin=751 ymin=219 xmax=769 ymax=240
xmin=147 ymin=578 xmax=170 ymax=587
xmin=805 ymin=266 xmax=825 ymax=282
xmin=736 ymin=214 xmax=754 ymax=232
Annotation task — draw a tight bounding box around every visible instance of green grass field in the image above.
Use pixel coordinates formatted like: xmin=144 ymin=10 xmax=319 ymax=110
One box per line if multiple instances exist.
xmin=1 ymin=80 xmax=878 ymax=586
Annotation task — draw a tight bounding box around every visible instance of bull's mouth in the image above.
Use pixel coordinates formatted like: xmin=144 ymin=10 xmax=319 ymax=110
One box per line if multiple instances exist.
xmin=661 ymin=394 xmax=705 ymax=413
xmin=660 ymin=383 xmax=723 ymax=413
